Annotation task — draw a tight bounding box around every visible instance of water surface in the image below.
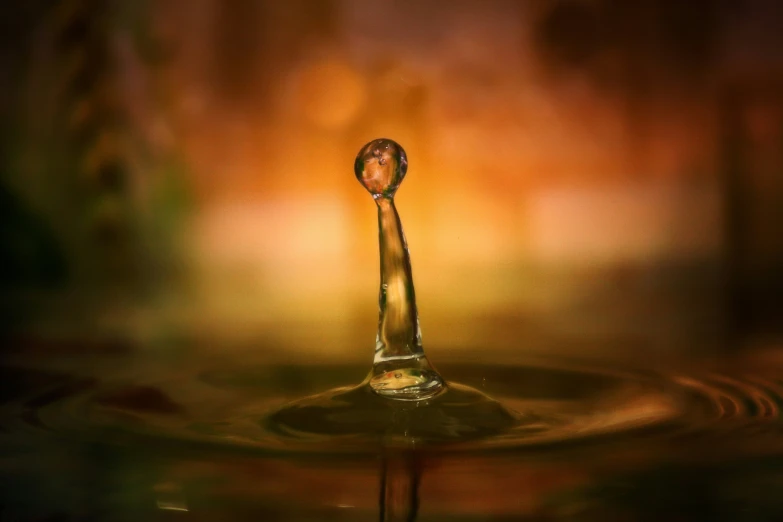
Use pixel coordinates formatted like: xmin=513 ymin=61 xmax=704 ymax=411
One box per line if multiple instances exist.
xmin=2 ymin=350 xmax=783 ymax=520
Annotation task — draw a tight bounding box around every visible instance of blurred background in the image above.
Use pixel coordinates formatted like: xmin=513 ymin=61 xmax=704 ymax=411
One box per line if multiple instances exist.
xmin=1 ymin=0 xmax=782 ymax=364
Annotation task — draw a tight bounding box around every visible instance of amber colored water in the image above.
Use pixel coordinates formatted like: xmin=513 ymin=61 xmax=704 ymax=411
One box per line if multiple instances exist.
xmin=2 ymin=350 xmax=783 ymax=521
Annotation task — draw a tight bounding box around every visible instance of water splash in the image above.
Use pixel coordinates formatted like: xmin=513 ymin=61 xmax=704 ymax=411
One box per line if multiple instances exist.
xmin=355 ymin=138 xmax=444 ymax=399
xmin=233 ymin=138 xmax=523 ymax=441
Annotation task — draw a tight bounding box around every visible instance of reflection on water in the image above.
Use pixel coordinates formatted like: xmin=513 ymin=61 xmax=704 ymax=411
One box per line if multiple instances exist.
xmin=2 ymin=350 xmax=783 ymax=520
xmin=381 ymin=452 xmax=421 ymax=522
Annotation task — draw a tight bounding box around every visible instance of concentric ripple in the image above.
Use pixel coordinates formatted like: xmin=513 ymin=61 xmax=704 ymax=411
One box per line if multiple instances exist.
xmin=7 ymin=361 xmax=783 ymax=456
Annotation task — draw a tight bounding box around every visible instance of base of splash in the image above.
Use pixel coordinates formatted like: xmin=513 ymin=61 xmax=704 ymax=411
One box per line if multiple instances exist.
xmin=18 ymin=362 xmax=714 ymax=455
xmin=266 ymin=379 xmax=520 ymax=444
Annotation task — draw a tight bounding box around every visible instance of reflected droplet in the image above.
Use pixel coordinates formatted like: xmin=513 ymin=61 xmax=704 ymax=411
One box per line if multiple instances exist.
xmin=354 ymin=138 xmax=408 ymax=198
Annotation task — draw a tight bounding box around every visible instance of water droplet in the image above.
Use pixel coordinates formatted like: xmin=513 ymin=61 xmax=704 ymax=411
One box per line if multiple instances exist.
xmin=354 ymin=138 xmax=408 ymax=198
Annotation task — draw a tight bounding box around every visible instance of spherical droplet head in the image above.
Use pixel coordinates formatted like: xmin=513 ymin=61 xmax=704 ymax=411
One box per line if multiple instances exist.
xmin=354 ymin=138 xmax=408 ymax=198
